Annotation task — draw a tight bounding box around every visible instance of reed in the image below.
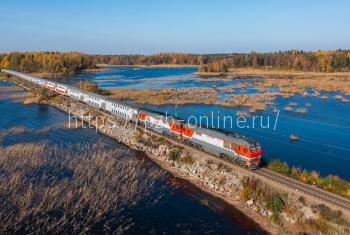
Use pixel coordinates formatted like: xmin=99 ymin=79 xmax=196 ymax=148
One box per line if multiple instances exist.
xmin=296 ymin=108 xmax=307 ymax=114
xmin=284 ymin=106 xmax=293 ymax=112
xmin=0 ymin=142 xmax=164 ymax=234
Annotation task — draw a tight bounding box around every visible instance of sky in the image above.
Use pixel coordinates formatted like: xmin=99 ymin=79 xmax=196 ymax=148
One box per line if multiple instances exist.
xmin=0 ymin=0 xmax=349 ymax=54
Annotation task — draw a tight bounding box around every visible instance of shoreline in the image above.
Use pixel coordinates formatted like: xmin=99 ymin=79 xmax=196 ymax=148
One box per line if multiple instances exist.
xmin=0 ymin=76 xmax=276 ymax=234
xmin=196 ymin=68 xmax=350 ymax=78
xmin=96 ymin=63 xmax=200 ymax=68
xmin=2 ymin=75 xmax=350 ymax=234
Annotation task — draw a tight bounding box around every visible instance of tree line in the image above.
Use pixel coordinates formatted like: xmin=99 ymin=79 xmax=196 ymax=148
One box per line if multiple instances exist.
xmin=0 ymin=52 xmax=94 ymax=75
xmin=1 ymin=50 xmax=350 ymax=74
xmin=93 ymin=50 xmax=350 ymax=73
xmin=199 ymin=50 xmax=350 ymax=73
xmin=92 ymin=53 xmax=204 ymax=66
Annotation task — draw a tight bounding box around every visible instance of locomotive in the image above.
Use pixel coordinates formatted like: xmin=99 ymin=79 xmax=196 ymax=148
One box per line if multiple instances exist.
xmin=1 ymin=69 xmax=262 ymax=169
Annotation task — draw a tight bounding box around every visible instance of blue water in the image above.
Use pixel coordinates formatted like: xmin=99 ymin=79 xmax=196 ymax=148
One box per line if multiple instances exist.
xmin=73 ymin=67 xmax=350 ymax=180
xmin=70 ymin=66 xmax=247 ymax=89
xmin=0 ymin=80 xmax=265 ymax=234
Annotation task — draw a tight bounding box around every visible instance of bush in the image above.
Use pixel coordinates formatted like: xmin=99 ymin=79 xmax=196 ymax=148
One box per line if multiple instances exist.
xmin=268 ymin=159 xmax=290 ymax=175
xmin=299 ymin=218 xmax=332 ymax=235
xmin=298 ymin=196 xmax=306 ymax=205
xmin=266 ymin=193 xmax=285 ymax=216
xmin=39 ymin=87 xmax=50 ymax=101
xmin=77 ymin=81 xmax=110 ymax=95
xmin=319 ymin=204 xmax=347 ymax=225
xmin=269 ymin=160 xmax=350 ymax=198
xmin=168 ymin=149 xmax=181 ymax=161
xmin=178 ymin=155 xmax=194 ymax=165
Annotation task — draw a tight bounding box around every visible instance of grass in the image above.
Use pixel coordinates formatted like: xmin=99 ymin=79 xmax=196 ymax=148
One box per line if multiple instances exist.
xmin=107 ymin=74 xmax=350 ymax=113
xmin=77 ymin=81 xmax=110 ymax=95
xmin=268 ymin=159 xmax=350 ymax=198
xmin=295 ymin=108 xmax=307 ymax=114
xmin=0 ymin=142 xmax=164 ymax=234
xmin=240 ymin=177 xmax=285 ymax=225
xmin=178 ymin=155 xmax=194 ymax=165
xmin=254 ymin=77 xmax=350 ymax=96
xmin=284 ymin=106 xmax=293 ymax=112
xmin=110 ymin=87 xmax=276 ymax=112
xmin=0 ymin=90 xmax=40 ymax=104
xmin=0 ymin=86 xmax=23 ymax=91
xmin=0 ymin=126 xmax=27 ymax=143
xmin=110 ymin=88 xmax=218 ymax=106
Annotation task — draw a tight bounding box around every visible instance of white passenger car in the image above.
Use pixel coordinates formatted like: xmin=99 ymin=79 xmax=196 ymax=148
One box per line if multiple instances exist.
xmin=106 ymin=99 xmax=139 ymax=121
xmin=82 ymin=92 xmax=107 ymax=110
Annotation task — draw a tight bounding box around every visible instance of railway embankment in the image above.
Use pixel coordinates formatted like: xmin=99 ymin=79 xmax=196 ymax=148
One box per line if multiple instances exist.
xmin=2 ymin=75 xmax=350 ymax=235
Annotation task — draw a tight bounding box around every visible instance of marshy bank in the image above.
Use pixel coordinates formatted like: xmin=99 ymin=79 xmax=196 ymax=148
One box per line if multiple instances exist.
xmin=3 ymin=76 xmax=350 ymax=234
xmin=73 ymin=66 xmax=350 ymax=181
xmin=0 ymin=79 xmax=266 ymax=234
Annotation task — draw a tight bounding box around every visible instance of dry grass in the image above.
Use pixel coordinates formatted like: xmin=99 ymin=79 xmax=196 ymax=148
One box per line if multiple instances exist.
xmin=335 ymin=95 xmax=344 ymax=100
xmin=55 ymin=120 xmax=83 ymax=130
xmin=110 ymin=88 xmax=218 ymax=106
xmin=0 ymin=86 xmax=23 ymax=91
xmin=222 ymin=94 xmax=275 ymax=112
xmin=0 ymin=90 xmax=39 ymax=104
xmin=296 ymin=108 xmax=307 ymax=114
xmin=226 ymin=67 xmax=350 ymax=78
xmin=236 ymin=111 xmax=251 ymax=118
xmin=0 ymin=126 xmax=27 ymax=142
xmin=284 ymin=106 xmax=293 ymax=112
xmin=288 ymin=102 xmax=298 ymax=106
xmin=254 ymin=77 xmax=350 ymax=96
xmin=110 ymin=87 xmax=276 ymax=113
xmin=0 ymin=142 xmax=164 ymax=234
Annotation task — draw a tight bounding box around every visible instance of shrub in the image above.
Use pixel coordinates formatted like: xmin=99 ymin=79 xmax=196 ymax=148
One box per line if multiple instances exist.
xmin=298 ymin=196 xmax=306 ymax=205
xmin=268 ymin=159 xmax=290 ymax=175
xmin=319 ymin=204 xmax=347 ymax=225
xmin=178 ymin=155 xmax=194 ymax=165
xmin=39 ymin=87 xmax=50 ymax=101
xmin=168 ymin=149 xmax=181 ymax=161
xmin=77 ymin=81 xmax=110 ymax=95
xmin=290 ymin=166 xmax=301 ymax=179
xmin=299 ymin=218 xmax=332 ymax=235
xmin=266 ymin=193 xmax=285 ymax=215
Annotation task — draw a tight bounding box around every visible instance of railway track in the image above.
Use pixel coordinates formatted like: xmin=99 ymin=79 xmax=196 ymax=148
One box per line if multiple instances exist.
xmin=256 ymin=168 xmax=350 ymax=212
xmin=140 ymin=125 xmax=350 ymax=213
xmin=141 ymin=123 xmax=350 ymax=212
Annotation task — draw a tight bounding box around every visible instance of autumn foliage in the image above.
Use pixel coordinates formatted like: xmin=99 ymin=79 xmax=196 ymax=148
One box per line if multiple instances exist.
xmin=0 ymin=52 xmax=94 ymax=75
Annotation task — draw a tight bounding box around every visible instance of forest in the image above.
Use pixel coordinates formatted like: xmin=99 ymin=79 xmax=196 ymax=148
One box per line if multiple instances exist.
xmin=94 ymin=50 xmax=350 ymax=73
xmin=199 ymin=50 xmax=350 ymax=73
xmin=0 ymin=52 xmax=94 ymax=75
xmin=1 ymin=50 xmax=350 ymax=74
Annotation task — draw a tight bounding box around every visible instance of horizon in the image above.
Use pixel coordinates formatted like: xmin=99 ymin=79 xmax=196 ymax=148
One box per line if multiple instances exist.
xmin=1 ymin=0 xmax=349 ymax=54
xmin=1 ymin=48 xmax=350 ymax=56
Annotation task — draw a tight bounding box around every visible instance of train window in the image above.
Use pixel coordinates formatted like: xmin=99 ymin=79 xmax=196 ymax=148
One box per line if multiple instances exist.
xmin=250 ymin=147 xmax=255 ymax=153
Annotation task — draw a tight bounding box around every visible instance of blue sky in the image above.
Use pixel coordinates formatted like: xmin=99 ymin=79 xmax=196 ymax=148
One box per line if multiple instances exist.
xmin=0 ymin=0 xmax=349 ymax=54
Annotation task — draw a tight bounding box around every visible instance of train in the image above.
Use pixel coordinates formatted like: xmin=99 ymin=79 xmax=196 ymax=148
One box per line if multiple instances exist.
xmin=1 ymin=69 xmax=262 ymax=169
